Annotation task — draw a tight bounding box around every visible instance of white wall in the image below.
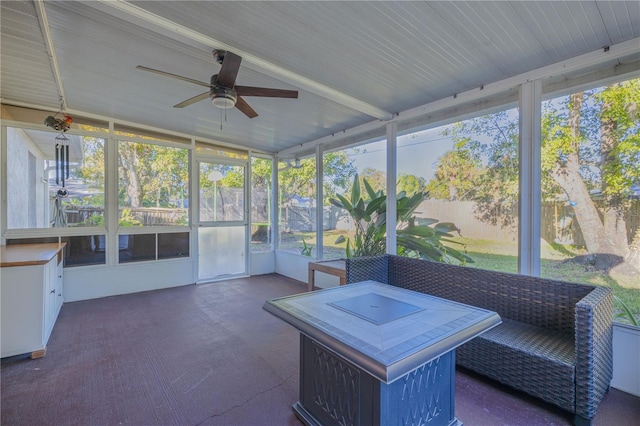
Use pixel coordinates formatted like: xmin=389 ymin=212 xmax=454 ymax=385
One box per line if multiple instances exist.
xmin=64 ymin=258 xmax=195 ymax=302
xmin=275 ymin=251 xmax=309 ymax=283
xmin=275 ymin=250 xmax=340 ymax=289
xmin=65 ymin=250 xmax=281 ymax=302
xmin=6 ymin=127 xmax=47 ymax=229
xmin=612 ymin=323 xmax=640 ymax=396
xmin=250 ymin=250 xmax=275 ymax=275
xmin=6 ymin=127 xmax=30 ymax=228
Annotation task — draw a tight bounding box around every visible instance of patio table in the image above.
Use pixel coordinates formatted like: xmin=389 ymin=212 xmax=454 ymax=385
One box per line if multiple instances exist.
xmin=263 ymin=280 xmax=501 ymax=426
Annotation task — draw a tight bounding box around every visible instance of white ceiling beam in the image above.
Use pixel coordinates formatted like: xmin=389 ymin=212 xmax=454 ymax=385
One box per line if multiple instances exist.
xmin=89 ymin=0 xmax=392 ymax=120
xmin=34 ymin=0 xmax=66 ymax=109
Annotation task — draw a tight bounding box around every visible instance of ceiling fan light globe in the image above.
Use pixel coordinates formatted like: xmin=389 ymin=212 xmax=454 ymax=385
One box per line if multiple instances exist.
xmin=211 ymin=87 xmax=237 ymax=109
xmin=212 ymin=96 xmax=235 ymax=109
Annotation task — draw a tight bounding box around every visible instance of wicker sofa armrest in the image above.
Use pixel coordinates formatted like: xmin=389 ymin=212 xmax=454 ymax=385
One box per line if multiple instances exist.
xmin=345 ymin=255 xmax=390 ymax=284
xmin=574 ymin=286 xmax=614 ymax=423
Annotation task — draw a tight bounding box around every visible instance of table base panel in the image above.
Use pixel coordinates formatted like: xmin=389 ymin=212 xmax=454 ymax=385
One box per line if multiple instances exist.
xmin=297 ymin=334 xmax=462 ymax=426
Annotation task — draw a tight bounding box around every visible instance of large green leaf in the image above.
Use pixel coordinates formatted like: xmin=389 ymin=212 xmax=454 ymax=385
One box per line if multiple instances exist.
xmin=439 ymin=237 xmax=467 ymax=246
xmin=334 ymin=193 xmax=353 ymax=211
xmin=415 ymin=217 xmax=439 ymax=226
xmin=365 ymin=196 xmax=386 ymax=216
xmin=351 ymin=174 xmax=361 ymax=207
xmin=329 ymin=198 xmax=345 ymax=209
xmin=434 ymin=222 xmax=461 ymax=234
xmin=398 ymin=226 xmax=438 ymax=238
xmin=441 ymin=244 xmax=475 ymax=264
xmin=396 ymin=193 xmax=421 ymax=222
xmin=363 ymin=178 xmax=378 ymax=200
xmin=397 ymin=235 xmax=444 ymax=261
xmin=354 ymin=199 xmax=370 ymax=221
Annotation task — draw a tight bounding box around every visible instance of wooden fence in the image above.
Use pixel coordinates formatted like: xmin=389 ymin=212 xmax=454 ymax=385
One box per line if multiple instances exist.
xmin=64 ymin=206 xmax=187 ymax=226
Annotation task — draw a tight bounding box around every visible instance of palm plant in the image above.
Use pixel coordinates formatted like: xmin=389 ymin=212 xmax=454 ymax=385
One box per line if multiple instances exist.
xmin=330 ymin=174 xmax=473 ymax=264
xmin=614 ymin=295 xmax=639 ymax=326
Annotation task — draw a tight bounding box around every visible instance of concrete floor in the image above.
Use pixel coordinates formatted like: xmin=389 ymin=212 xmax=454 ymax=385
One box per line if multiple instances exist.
xmin=2 ymin=274 xmax=638 ymax=425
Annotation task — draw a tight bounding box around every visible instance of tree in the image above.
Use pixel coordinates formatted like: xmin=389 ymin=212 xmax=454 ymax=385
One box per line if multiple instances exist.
xmin=543 ymin=81 xmax=640 ymax=272
xmin=118 ymin=142 xmax=144 ymax=208
xmin=278 ymin=152 xmax=357 ymax=204
xmin=148 ymin=145 xmax=188 ymax=208
xmin=75 ymin=137 xmax=105 ymax=206
xmin=396 ymin=173 xmax=427 ymax=195
xmin=427 ymin=78 xmax=640 ymax=272
xmin=118 ymin=141 xmax=189 ymax=210
xmin=359 ymin=167 xmax=386 ymax=193
xmin=426 ymin=110 xmax=520 ymax=229
xmin=424 ymin=149 xmax=482 ymax=200
xmin=251 ymin=157 xmax=272 ymax=191
xmin=323 ymin=152 xmax=358 ymax=199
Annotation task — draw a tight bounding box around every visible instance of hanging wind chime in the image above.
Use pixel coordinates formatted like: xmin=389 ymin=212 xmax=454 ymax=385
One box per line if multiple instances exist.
xmin=54 ymin=133 xmax=70 ymax=196
xmin=44 ymin=101 xmax=73 ymax=227
xmin=44 ymin=101 xmax=73 ymax=198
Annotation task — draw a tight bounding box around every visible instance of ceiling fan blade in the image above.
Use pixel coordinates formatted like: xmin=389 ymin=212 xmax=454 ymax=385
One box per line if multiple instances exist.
xmin=235 ymin=96 xmax=258 ymax=119
xmin=173 ymin=91 xmax=210 ymax=108
xmin=136 ymin=65 xmax=210 ymax=88
xmin=216 ymin=51 xmax=242 ymax=88
xmin=235 ymin=86 xmax=298 ymax=98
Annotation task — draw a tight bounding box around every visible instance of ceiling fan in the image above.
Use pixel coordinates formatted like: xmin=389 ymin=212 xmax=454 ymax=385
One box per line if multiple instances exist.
xmin=136 ymin=50 xmax=298 ymax=118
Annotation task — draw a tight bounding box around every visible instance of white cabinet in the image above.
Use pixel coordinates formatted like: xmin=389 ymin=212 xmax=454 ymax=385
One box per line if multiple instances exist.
xmin=43 ymin=252 xmax=64 ymax=341
xmin=1 ymin=243 xmax=65 ymax=358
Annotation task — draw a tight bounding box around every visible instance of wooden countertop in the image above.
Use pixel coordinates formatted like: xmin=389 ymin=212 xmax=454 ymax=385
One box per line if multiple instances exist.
xmin=0 ymin=243 xmax=66 ymax=267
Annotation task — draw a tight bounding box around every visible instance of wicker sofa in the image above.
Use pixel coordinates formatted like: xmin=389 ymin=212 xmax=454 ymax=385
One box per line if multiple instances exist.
xmin=344 ymin=254 xmax=614 ymax=426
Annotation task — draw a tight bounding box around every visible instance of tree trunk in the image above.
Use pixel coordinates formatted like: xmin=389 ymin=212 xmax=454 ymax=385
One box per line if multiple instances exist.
xmin=626 ymin=228 xmax=640 ymax=269
xmin=448 ymin=179 xmax=458 ymax=200
xmin=600 ymin=99 xmax=631 ymax=260
xmin=119 ymin=146 xmax=142 ymax=208
xmin=549 ymin=93 xmax=626 ymax=270
xmin=550 ymin=153 xmax=621 ymax=269
xmin=611 ymin=227 xmax=640 ymax=276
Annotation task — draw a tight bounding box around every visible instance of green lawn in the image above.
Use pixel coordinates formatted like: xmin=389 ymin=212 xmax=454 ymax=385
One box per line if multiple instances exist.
xmin=449 ymin=238 xmax=640 ymax=325
xmin=273 ymin=231 xmax=639 ymax=325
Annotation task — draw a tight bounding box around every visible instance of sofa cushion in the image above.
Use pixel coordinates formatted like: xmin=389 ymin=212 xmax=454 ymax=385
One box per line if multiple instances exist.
xmin=456 ymin=318 xmax=576 ymax=412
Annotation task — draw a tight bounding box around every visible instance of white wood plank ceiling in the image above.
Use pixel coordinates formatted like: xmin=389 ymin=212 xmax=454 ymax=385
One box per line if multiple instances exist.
xmin=1 ymin=1 xmax=639 ymax=154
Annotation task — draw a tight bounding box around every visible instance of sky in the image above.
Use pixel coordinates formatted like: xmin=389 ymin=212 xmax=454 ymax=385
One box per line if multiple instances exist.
xmin=348 ymin=105 xmax=522 ymax=183
xmin=348 ymin=126 xmax=456 ymax=182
